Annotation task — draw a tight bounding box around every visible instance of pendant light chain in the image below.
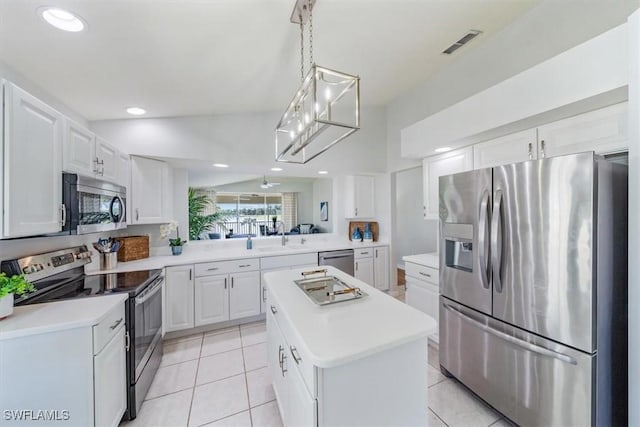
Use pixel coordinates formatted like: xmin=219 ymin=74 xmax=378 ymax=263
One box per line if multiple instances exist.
xmin=299 ymin=17 xmax=305 ymax=81
xmin=308 ymin=0 xmax=314 ymax=67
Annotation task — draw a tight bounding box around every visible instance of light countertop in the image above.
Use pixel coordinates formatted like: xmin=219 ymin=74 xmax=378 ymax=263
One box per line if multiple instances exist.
xmin=0 ymin=294 xmax=127 ymax=341
xmin=89 ymin=238 xmax=390 ymax=274
xmin=402 ymin=252 xmax=439 ymax=269
xmin=263 ymin=266 xmax=436 ymax=368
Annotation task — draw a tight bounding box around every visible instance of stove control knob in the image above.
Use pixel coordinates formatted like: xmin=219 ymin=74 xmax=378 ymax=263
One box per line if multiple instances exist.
xmin=36 ymin=264 xmax=44 ymax=272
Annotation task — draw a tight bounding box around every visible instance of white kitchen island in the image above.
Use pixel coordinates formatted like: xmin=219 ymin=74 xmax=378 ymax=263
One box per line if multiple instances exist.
xmin=263 ymin=266 xmax=436 ymax=427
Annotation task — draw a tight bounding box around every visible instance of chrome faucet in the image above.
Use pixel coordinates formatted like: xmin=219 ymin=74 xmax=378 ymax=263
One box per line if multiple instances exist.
xmin=277 ymin=221 xmax=287 ymax=246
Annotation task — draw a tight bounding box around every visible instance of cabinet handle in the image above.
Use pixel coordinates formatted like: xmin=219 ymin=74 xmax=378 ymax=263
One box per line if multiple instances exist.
xmin=207 ymin=267 xmax=219 ymax=271
xmin=356 ymin=262 xmax=358 ymax=271
xmin=263 ymin=287 xmax=267 ymax=302
xmin=528 ymin=142 xmax=533 ymax=160
xmin=361 ymin=251 xmax=369 ymax=255
xmin=224 ymin=278 xmax=227 ymax=289
xmin=270 ymin=305 xmax=277 ymax=314
xmin=238 ymin=264 xmax=251 ymax=268
xmin=189 ymin=269 xmax=192 ymax=281
xmin=355 ymin=207 xmax=358 ymax=217
xmin=110 ymin=318 xmax=123 ymax=330
xmin=541 ymin=140 xmax=546 ymax=158
xmin=290 ymin=346 xmax=302 ymax=364
xmin=125 ymin=331 xmax=130 ymax=351
xmin=59 ymin=204 xmax=66 ymax=227
xmin=279 ymin=345 xmax=287 ymax=376
xmin=136 ymin=208 xmax=139 ymax=221
xmin=231 ymin=277 xmax=234 ymax=288
xmin=419 ymin=272 xmax=432 ymax=278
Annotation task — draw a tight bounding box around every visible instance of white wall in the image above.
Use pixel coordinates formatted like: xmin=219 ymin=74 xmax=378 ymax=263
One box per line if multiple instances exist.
xmin=90 ymin=106 xmax=388 ymax=176
xmin=0 ymin=59 xmax=88 ymax=127
xmin=393 ymin=167 xmax=438 ymax=267
xmin=385 ymin=0 xmax=638 ymax=173
xmin=312 ymin=178 xmax=333 ymax=233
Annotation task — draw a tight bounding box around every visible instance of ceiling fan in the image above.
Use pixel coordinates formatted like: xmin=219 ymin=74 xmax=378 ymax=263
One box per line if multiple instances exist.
xmin=260 ymin=176 xmax=280 ymax=189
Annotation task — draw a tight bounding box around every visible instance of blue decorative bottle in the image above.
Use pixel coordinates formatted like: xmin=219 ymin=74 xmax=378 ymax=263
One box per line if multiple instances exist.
xmin=363 ymin=223 xmax=373 ymax=243
xmin=352 ymin=227 xmax=362 ymax=242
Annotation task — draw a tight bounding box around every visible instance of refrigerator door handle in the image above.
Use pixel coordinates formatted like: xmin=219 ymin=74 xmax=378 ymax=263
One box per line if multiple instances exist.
xmin=442 ymin=302 xmax=577 ymax=365
xmin=478 ymin=190 xmax=491 ymax=289
xmin=490 ymin=190 xmax=504 ymax=293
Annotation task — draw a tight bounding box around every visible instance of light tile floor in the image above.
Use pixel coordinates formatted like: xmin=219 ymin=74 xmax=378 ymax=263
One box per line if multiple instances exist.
xmin=124 ymin=319 xmax=514 ymax=427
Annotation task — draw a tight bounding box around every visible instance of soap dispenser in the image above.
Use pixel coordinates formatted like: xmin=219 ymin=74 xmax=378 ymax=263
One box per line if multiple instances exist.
xmin=246 ymin=235 xmax=253 ymax=250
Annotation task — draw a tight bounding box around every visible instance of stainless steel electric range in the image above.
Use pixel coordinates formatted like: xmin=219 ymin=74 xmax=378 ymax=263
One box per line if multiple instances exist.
xmin=1 ymin=245 xmax=163 ymax=421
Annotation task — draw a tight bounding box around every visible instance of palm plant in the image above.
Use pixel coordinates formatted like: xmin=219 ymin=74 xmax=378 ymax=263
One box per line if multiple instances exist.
xmin=188 ymin=188 xmax=226 ymax=240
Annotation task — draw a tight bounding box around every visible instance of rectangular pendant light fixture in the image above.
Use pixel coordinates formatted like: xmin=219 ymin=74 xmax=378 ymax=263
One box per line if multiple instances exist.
xmin=275 ymin=0 xmax=361 ymax=164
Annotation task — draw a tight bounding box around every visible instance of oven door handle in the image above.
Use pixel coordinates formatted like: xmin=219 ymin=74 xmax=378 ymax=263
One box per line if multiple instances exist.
xmin=135 ymin=277 xmax=164 ymax=305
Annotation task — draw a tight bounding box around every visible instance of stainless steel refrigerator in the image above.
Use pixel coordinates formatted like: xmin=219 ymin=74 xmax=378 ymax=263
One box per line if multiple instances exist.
xmin=438 ymin=151 xmax=627 ymax=426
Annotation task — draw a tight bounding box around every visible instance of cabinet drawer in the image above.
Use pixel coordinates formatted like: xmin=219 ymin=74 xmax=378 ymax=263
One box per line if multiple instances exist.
xmin=260 ymin=252 xmax=317 ymax=270
xmin=195 ymin=258 xmax=260 ymax=276
xmin=354 ymin=248 xmax=374 ymax=259
xmin=267 ymin=300 xmax=316 ymax=398
xmin=93 ymin=302 xmax=125 ymax=355
xmin=405 ymin=263 xmax=439 ymax=285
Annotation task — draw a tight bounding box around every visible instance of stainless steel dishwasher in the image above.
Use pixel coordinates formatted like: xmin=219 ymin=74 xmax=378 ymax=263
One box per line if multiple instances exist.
xmin=318 ymin=249 xmax=354 ymax=275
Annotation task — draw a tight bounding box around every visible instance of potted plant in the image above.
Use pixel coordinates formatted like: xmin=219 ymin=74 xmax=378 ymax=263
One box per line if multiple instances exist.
xmin=160 ymin=220 xmax=186 ymax=255
xmin=188 ymin=188 xmax=227 ymax=240
xmin=0 ymin=273 xmax=35 ymax=319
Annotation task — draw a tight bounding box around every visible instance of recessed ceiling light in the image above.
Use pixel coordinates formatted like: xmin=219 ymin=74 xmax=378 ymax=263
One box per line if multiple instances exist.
xmin=434 ymin=147 xmax=452 ymax=153
xmin=318 ymin=170 xmax=328 ymax=175
xmin=38 ymin=7 xmax=86 ymax=32
xmin=126 ymin=107 xmax=147 ymax=116
xmin=213 ymin=163 xmax=229 ymax=168
xmin=270 ymin=167 xmax=283 ymax=172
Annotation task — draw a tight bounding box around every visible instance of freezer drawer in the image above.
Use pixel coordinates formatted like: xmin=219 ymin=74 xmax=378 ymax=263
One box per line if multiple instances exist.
xmin=439 ymin=297 xmax=596 ymax=427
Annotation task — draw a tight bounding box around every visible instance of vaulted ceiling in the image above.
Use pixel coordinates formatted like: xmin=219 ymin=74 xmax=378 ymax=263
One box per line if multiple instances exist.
xmin=0 ymin=0 xmax=539 ymax=120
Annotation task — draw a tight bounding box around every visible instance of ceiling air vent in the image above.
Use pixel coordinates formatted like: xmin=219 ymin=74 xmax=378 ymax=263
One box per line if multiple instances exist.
xmin=442 ymin=30 xmax=482 ymax=55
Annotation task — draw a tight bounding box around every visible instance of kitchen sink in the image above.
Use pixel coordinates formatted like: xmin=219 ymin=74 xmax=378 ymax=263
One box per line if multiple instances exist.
xmin=256 ymin=244 xmax=308 ymax=252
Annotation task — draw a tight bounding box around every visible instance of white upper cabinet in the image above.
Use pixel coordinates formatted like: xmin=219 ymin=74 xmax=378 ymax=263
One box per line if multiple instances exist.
xmin=344 ymin=175 xmax=375 ymax=219
xmin=96 ymin=137 xmax=118 ymax=183
xmin=63 ymin=119 xmax=96 ymax=176
xmin=422 ymin=146 xmax=473 ymax=220
xmin=2 ymin=82 xmax=63 ymax=238
xmin=117 ymin=152 xmax=130 ymax=189
xmin=537 ymin=103 xmax=628 ymax=158
xmin=130 ymin=156 xmax=172 ymax=224
xmin=473 ymin=129 xmax=538 ymax=169
xmin=63 ymin=120 xmax=121 ymax=184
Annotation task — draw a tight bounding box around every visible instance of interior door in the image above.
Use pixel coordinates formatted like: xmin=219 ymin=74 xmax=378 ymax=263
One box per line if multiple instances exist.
xmin=439 ymin=168 xmax=492 ymax=315
xmin=491 ymin=153 xmax=595 ymax=353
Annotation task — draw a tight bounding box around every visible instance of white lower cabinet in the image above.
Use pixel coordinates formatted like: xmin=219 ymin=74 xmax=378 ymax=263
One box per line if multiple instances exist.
xmin=194 ymin=274 xmax=228 ymax=326
xmin=94 ymin=326 xmax=127 ymax=427
xmin=165 ymin=259 xmax=262 ymax=332
xmin=373 ymin=246 xmax=389 ymax=290
xmin=354 ymin=256 xmax=374 ymax=284
xmin=405 ymin=261 xmax=439 ymax=339
xmin=0 ymin=300 xmax=127 ymax=427
xmin=165 ymin=265 xmax=195 ymax=333
xmin=354 ymin=246 xmax=389 ymax=289
xmin=229 ymin=271 xmax=261 ymax=320
xmin=267 ymin=303 xmax=317 ymax=427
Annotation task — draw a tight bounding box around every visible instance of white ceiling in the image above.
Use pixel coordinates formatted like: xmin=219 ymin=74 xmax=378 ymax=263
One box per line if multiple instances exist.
xmin=0 ymin=0 xmax=539 ymax=121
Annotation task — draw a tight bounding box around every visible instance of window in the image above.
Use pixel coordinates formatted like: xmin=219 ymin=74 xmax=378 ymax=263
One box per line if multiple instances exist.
xmin=215 ymin=193 xmax=285 ymax=236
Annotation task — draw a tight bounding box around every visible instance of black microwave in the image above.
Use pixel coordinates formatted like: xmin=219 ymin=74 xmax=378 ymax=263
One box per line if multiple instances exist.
xmin=61 ymin=173 xmax=127 ymax=235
